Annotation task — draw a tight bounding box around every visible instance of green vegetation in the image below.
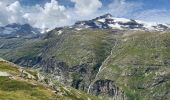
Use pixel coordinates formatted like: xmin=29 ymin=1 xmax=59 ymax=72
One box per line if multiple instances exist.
xmin=53 ymin=29 xmax=116 ymax=66
xmin=0 ymin=61 xmax=19 ymax=74
xmin=0 ymin=76 xmax=56 ymax=100
xmin=0 ymin=60 xmax=101 ymax=100
xmin=0 ymin=28 xmax=170 ymax=100
xmin=96 ymin=31 xmax=170 ymax=100
xmin=0 ymin=29 xmax=116 ymax=67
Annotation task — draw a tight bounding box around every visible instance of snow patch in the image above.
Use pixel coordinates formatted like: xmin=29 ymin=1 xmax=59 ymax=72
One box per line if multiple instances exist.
xmin=31 ymin=31 xmax=37 ymax=34
xmin=16 ymin=35 xmax=20 ymax=38
xmin=108 ymin=23 xmax=122 ymax=29
xmin=75 ymin=28 xmax=82 ymax=31
xmin=58 ymin=30 xmax=63 ymax=35
xmin=111 ymin=17 xmax=131 ymax=23
xmin=74 ymin=14 xmax=170 ymax=31
xmin=97 ymin=18 xmax=105 ymax=23
xmin=94 ymin=22 xmax=103 ymax=28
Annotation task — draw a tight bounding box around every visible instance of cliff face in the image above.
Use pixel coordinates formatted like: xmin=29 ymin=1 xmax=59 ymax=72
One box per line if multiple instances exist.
xmin=37 ymin=58 xmax=126 ymax=99
xmin=38 ymin=57 xmax=95 ymax=91
xmin=89 ymin=79 xmax=126 ymax=100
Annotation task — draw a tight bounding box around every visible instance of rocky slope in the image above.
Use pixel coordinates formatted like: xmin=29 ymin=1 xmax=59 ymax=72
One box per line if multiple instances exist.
xmin=74 ymin=13 xmax=169 ymax=31
xmin=88 ymin=30 xmax=170 ymax=99
xmin=1 ymin=28 xmax=170 ymax=100
xmin=0 ymin=28 xmax=118 ymax=92
xmin=0 ymin=14 xmax=170 ymax=99
xmin=0 ymin=58 xmax=102 ymax=100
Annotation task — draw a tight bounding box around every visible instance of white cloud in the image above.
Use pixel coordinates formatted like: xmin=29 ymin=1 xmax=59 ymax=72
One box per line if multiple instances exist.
xmin=7 ymin=1 xmax=25 ymax=23
xmin=107 ymin=0 xmax=142 ymax=17
xmin=135 ymin=9 xmax=170 ymax=24
xmin=0 ymin=0 xmax=103 ymax=29
xmin=70 ymin=0 xmax=102 ymax=16
xmin=0 ymin=0 xmax=102 ymax=29
xmin=0 ymin=0 xmax=17 ymax=5
xmin=0 ymin=0 xmax=70 ymax=29
xmin=24 ymin=0 xmax=69 ymax=29
xmin=0 ymin=0 xmax=170 ymax=29
xmin=0 ymin=1 xmax=26 ymax=25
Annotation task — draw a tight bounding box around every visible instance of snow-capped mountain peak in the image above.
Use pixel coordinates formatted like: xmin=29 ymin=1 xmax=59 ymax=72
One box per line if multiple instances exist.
xmin=74 ymin=14 xmax=170 ymax=31
xmin=95 ymin=13 xmax=113 ymax=19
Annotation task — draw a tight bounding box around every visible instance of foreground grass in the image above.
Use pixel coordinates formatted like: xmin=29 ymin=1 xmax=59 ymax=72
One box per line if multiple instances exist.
xmin=0 ymin=60 xmax=102 ymax=100
xmin=0 ymin=76 xmax=56 ymax=100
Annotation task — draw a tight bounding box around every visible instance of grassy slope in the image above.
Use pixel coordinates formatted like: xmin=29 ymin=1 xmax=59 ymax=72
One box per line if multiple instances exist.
xmin=0 ymin=59 xmax=102 ymax=100
xmin=1 ymin=28 xmax=170 ymax=99
xmin=1 ymin=29 xmax=117 ymax=67
xmin=0 ymin=60 xmax=56 ymax=100
xmin=95 ymin=31 xmax=170 ymax=100
xmin=0 ymin=37 xmax=38 ymax=57
xmin=0 ymin=29 xmax=118 ymax=93
xmin=53 ymin=29 xmax=116 ymax=66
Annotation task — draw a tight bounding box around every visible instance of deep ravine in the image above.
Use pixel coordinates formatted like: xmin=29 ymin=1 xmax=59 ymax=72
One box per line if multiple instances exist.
xmin=87 ymin=40 xmax=118 ymax=93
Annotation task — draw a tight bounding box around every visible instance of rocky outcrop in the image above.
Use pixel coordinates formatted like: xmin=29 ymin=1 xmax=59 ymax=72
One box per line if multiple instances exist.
xmin=37 ymin=57 xmax=100 ymax=91
xmin=13 ymin=56 xmax=42 ymax=67
xmin=89 ymin=79 xmax=126 ymax=100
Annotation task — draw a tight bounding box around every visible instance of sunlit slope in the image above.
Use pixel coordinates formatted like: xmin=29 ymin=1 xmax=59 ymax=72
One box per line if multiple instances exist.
xmin=93 ymin=31 xmax=170 ymax=100
xmin=2 ymin=29 xmax=116 ymax=67
xmin=0 ymin=29 xmax=118 ymax=91
xmin=1 ymin=28 xmax=170 ymax=99
xmin=0 ymin=59 xmax=102 ymax=100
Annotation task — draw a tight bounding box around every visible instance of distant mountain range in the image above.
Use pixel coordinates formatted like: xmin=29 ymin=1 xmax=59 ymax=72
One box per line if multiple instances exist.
xmin=0 ymin=23 xmax=41 ymax=38
xmin=0 ymin=13 xmax=170 ymax=38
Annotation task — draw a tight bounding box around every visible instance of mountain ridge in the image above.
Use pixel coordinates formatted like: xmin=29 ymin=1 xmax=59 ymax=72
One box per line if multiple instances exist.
xmin=0 ymin=23 xmax=41 ymax=38
xmin=73 ymin=13 xmax=170 ymax=31
xmin=1 ymin=13 xmax=170 ymax=36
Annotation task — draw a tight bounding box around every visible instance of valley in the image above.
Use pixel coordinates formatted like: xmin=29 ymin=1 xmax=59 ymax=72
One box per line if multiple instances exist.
xmin=0 ymin=14 xmax=170 ymax=100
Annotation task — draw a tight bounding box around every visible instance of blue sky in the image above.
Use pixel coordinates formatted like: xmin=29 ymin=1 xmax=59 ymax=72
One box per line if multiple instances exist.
xmin=20 ymin=0 xmax=170 ymax=9
xmin=0 ymin=0 xmax=170 ymax=29
xmin=20 ymin=0 xmax=170 ymax=11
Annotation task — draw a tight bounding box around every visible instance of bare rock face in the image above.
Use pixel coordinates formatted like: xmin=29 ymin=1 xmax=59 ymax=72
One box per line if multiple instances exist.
xmin=90 ymin=80 xmax=126 ymax=100
xmin=38 ymin=58 xmax=70 ymax=85
xmin=13 ymin=56 xmax=42 ymax=67
xmin=37 ymin=57 xmax=99 ymax=91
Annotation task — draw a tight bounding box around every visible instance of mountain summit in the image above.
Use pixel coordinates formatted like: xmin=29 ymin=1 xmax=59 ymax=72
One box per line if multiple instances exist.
xmin=74 ymin=14 xmax=169 ymax=31
xmin=96 ymin=13 xmax=113 ymax=19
